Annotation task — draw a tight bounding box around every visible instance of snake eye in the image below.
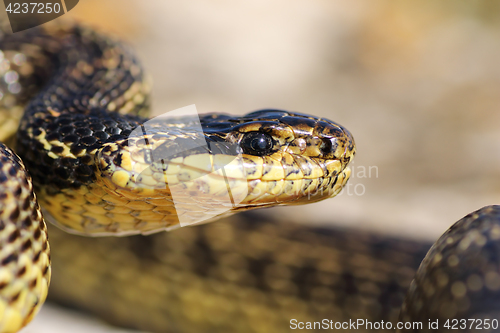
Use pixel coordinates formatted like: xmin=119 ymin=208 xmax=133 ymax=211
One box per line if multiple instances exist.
xmin=241 ymin=132 xmax=274 ymax=155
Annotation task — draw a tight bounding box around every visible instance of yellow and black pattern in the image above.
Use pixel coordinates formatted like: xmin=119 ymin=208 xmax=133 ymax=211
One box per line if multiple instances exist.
xmin=0 ymin=144 xmax=50 ymax=333
xmin=39 ymin=110 xmax=354 ymax=236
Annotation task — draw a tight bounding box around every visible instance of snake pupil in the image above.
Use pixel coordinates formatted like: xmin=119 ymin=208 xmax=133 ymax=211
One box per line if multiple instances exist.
xmin=241 ymin=132 xmax=273 ymax=155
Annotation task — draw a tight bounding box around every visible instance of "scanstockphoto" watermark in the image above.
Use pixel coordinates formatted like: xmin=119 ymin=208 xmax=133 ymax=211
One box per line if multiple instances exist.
xmin=290 ymin=318 xmax=422 ymax=330
xmin=290 ymin=318 xmax=500 ymax=331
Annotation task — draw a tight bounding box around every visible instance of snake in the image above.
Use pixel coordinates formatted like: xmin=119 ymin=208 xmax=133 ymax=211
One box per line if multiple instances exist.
xmin=0 ymin=21 xmax=499 ymax=333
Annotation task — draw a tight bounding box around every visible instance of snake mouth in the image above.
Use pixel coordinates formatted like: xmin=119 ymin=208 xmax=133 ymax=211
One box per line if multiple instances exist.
xmin=234 ymin=158 xmax=352 ymax=208
xmin=90 ymin=141 xmax=354 ymax=230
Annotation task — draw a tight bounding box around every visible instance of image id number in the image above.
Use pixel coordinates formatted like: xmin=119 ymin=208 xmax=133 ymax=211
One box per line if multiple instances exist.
xmin=6 ymin=2 xmax=62 ymax=14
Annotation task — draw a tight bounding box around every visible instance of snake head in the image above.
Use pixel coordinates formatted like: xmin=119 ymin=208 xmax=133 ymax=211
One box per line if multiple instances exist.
xmin=203 ymin=109 xmax=356 ymax=206
xmin=94 ymin=109 xmax=355 ymax=230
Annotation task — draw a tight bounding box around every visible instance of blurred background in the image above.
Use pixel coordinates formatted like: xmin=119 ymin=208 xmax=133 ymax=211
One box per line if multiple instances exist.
xmin=9 ymin=0 xmax=500 ymax=331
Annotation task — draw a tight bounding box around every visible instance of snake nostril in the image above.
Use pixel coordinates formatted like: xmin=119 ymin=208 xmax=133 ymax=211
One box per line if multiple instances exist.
xmin=319 ymin=138 xmax=333 ymax=156
xmin=319 ymin=138 xmax=341 ymax=159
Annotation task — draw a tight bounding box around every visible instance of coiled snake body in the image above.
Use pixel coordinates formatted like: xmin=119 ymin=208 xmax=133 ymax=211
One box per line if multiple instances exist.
xmin=0 ymin=22 xmax=499 ymax=333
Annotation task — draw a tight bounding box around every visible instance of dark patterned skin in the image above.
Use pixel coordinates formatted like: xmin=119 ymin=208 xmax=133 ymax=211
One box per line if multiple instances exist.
xmin=48 ymin=212 xmax=431 ymax=333
xmin=0 ymin=143 xmax=50 ymax=332
xmin=400 ymin=205 xmax=500 ymax=332
xmin=1 ymin=23 xmax=149 ymax=195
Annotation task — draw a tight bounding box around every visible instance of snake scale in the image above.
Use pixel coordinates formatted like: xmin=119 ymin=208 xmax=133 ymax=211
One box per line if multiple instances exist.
xmin=0 ymin=21 xmax=499 ymax=333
